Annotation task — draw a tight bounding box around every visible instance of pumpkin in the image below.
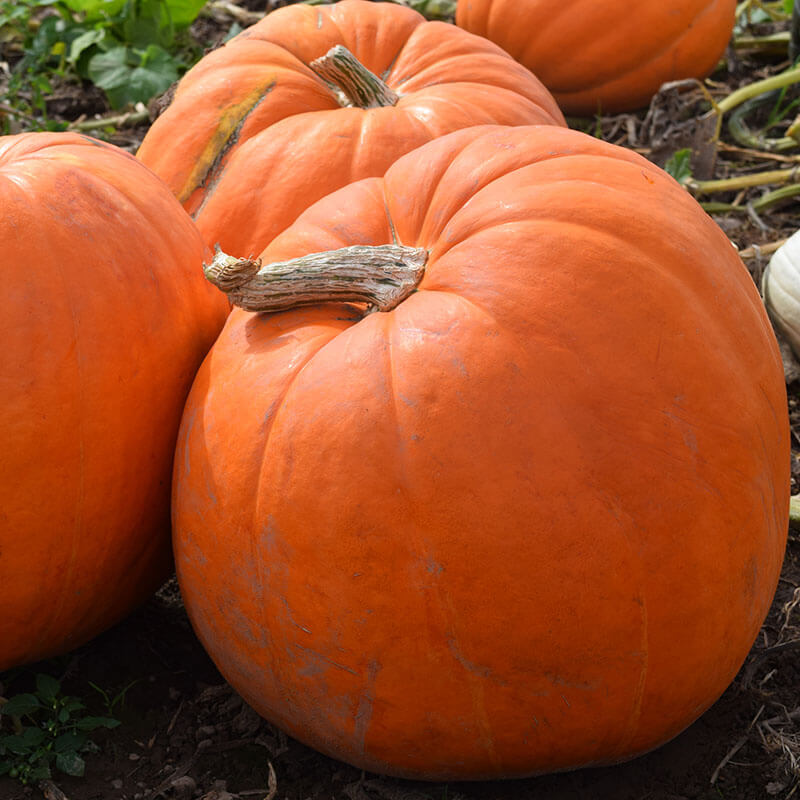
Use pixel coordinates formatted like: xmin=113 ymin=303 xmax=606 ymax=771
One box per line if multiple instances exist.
xmin=763 ymin=231 xmax=800 ymax=359
xmin=173 ymin=125 xmax=788 ymax=780
xmin=0 ymin=132 xmax=229 ymax=671
xmin=136 ymin=0 xmax=565 ymax=259
xmin=455 ymin=0 xmax=737 ymax=115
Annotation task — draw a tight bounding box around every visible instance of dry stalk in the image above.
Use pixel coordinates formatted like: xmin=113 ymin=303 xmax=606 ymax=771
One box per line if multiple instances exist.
xmin=738 ymin=238 xmax=790 ymax=259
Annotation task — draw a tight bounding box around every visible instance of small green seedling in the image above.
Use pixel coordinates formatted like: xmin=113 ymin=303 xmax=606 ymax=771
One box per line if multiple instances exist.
xmin=0 ymin=673 xmax=120 ymax=785
xmin=88 ymin=678 xmax=140 ymax=717
xmin=664 ymin=148 xmax=694 ymax=186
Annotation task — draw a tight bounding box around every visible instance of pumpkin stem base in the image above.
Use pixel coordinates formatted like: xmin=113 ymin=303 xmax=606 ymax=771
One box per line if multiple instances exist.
xmin=310 ymin=45 xmax=399 ymax=109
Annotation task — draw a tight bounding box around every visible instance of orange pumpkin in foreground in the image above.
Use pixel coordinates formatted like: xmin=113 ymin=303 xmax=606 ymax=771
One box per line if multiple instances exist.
xmin=455 ymin=0 xmax=736 ymax=115
xmin=0 ymin=133 xmax=229 ymax=671
xmin=173 ymin=125 xmax=788 ymax=779
xmin=137 ymin=0 xmax=564 ymax=258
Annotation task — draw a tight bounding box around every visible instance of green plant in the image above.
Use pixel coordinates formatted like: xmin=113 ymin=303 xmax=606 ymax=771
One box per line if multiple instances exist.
xmin=664 ymin=148 xmax=694 ymax=184
xmin=0 ymin=674 xmax=120 ymax=784
xmin=67 ymin=0 xmax=208 ymax=109
xmin=1 ymin=0 xmax=72 ymax=130
xmin=88 ymin=679 xmax=140 ymax=716
xmin=734 ymin=0 xmax=791 ymax=30
xmin=0 ymin=0 xmax=209 ymax=131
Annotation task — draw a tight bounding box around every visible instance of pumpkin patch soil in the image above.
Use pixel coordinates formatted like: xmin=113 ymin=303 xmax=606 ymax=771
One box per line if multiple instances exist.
xmin=3 ymin=7 xmax=800 ymax=800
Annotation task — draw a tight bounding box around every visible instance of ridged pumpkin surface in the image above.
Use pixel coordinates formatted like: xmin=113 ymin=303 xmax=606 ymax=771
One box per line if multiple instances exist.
xmin=173 ymin=125 xmax=788 ymax=779
xmin=0 ymin=133 xmax=230 ymax=671
xmin=455 ymin=0 xmax=736 ymax=115
xmin=136 ymin=0 xmax=564 ymax=258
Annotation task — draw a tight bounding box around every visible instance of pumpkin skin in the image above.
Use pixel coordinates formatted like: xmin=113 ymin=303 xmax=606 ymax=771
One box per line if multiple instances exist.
xmin=0 ymin=133 xmax=230 ymax=671
xmin=455 ymin=0 xmax=736 ymax=115
xmin=136 ymin=0 xmax=565 ymax=258
xmin=173 ymin=125 xmax=788 ymax=780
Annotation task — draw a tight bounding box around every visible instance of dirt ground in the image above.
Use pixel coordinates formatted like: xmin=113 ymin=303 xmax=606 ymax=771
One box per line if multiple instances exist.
xmin=3 ymin=4 xmax=800 ymax=800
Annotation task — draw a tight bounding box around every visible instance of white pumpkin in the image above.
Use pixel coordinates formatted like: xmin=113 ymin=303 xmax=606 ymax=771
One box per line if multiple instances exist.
xmin=762 ymin=232 xmax=800 ymax=358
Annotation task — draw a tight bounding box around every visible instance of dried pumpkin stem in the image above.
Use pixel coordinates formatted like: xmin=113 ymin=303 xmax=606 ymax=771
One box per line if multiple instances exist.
xmin=310 ymin=45 xmax=399 ymax=109
xmin=204 ymin=244 xmax=427 ymax=313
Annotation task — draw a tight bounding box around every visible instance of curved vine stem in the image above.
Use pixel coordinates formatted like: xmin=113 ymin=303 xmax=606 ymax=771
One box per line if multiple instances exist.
xmin=791 ymin=0 xmax=800 ymax=61
xmin=716 ymin=67 xmax=800 ymax=116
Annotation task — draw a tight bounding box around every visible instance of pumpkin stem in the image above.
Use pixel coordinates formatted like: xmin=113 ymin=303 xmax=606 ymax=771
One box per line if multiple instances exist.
xmin=309 ymin=45 xmax=399 ymax=109
xmin=204 ymin=243 xmax=427 ymax=313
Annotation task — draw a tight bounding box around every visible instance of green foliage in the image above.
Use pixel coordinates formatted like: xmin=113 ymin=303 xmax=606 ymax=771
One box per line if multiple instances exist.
xmin=88 ymin=679 xmax=140 ymax=716
xmin=765 ymin=84 xmax=800 ymax=127
xmin=0 ymin=673 xmax=120 ymax=785
xmin=735 ymin=0 xmax=793 ymax=30
xmin=0 ymin=0 xmax=207 ymax=129
xmin=664 ymin=148 xmax=694 ymax=185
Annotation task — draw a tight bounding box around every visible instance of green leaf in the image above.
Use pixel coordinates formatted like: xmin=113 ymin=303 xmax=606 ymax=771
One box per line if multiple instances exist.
xmin=30 ymin=15 xmax=65 ymax=57
xmin=0 ymin=759 xmax=12 ymax=775
xmin=1 ymin=694 xmax=42 ymax=718
xmin=29 ymin=761 xmax=52 ymax=781
xmin=129 ymin=45 xmax=179 ymax=92
xmin=123 ymin=11 xmax=167 ymax=49
xmin=74 ymin=716 xmax=121 ymax=730
xmin=0 ymin=732 xmax=38 ymax=754
xmin=61 ymin=0 xmax=126 ymax=19
xmin=88 ymin=45 xmax=134 ymax=89
xmin=68 ymin=28 xmax=109 ymax=66
xmin=20 ymin=727 xmax=45 ymax=747
xmin=0 ymin=4 xmax=34 ymax=26
xmin=98 ymin=43 xmax=179 ymax=107
xmin=55 ymin=751 xmax=85 ymax=777
xmin=160 ymin=0 xmax=208 ymax=28
xmin=62 ymin=698 xmax=85 ymax=714
xmin=35 ymin=674 xmax=61 ymax=704
xmin=54 ymin=731 xmax=86 ymax=752
xmin=664 ymin=148 xmax=693 ymax=185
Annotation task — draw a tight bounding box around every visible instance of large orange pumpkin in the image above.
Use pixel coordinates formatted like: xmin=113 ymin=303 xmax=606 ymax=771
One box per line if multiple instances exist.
xmin=455 ymin=0 xmax=736 ymax=115
xmin=136 ymin=0 xmax=564 ymax=258
xmin=0 ymin=133 xmax=229 ymax=671
xmin=173 ymin=125 xmax=788 ymax=779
